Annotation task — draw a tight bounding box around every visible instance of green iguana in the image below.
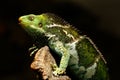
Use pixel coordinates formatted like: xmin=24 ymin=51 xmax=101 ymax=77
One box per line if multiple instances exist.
xmin=19 ymin=13 xmax=109 ymax=80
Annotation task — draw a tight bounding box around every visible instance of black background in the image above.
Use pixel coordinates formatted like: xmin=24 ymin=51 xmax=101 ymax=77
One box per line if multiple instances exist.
xmin=0 ymin=0 xmax=119 ymax=80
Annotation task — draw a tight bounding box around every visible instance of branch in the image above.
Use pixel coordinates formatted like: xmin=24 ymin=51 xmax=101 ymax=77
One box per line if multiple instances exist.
xmin=30 ymin=46 xmax=71 ymax=80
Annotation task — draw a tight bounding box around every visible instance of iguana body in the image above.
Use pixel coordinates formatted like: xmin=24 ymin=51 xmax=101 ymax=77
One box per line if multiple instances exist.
xmin=19 ymin=13 xmax=109 ymax=80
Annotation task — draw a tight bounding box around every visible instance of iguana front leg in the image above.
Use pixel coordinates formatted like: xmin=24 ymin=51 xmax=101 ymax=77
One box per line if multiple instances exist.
xmin=49 ymin=41 xmax=70 ymax=75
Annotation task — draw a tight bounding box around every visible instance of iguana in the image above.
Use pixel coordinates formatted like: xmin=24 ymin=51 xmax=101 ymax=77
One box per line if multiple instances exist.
xmin=19 ymin=13 xmax=109 ymax=80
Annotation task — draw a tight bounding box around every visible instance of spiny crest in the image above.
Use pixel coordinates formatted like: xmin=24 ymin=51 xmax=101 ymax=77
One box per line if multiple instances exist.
xmin=70 ymin=24 xmax=81 ymax=34
xmin=44 ymin=13 xmax=80 ymax=34
xmin=44 ymin=13 xmax=70 ymax=26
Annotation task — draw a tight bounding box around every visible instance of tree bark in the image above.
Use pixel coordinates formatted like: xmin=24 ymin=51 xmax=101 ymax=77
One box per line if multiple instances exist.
xmin=30 ymin=46 xmax=71 ymax=80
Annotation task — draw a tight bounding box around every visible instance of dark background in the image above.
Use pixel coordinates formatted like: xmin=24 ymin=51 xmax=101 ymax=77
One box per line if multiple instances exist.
xmin=0 ymin=0 xmax=119 ymax=80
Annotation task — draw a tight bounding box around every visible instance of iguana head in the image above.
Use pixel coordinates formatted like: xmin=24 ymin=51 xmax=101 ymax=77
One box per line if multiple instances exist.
xmin=19 ymin=13 xmax=68 ymax=36
xmin=19 ymin=13 xmax=48 ymax=35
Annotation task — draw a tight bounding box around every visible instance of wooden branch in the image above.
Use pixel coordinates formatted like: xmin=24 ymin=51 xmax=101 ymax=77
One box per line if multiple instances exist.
xmin=30 ymin=46 xmax=71 ymax=80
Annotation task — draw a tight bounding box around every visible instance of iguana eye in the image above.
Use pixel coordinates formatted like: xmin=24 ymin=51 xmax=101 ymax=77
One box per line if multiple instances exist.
xmin=28 ymin=15 xmax=34 ymax=21
xmin=39 ymin=23 xmax=43 ymax=27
